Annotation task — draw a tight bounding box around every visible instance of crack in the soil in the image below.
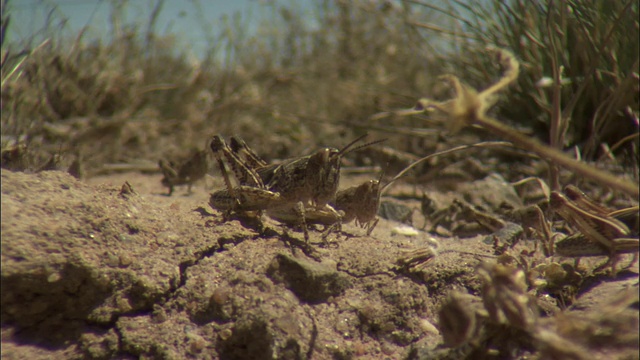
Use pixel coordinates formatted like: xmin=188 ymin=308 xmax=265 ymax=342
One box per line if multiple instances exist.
xmin=338 ymin=266 xmax=396 ymax=279
xmin=112 ymin=321 xmax=128 ymax=358
xmin=176 ymin=243 xmax=221 ymax=289
xmin=304 ymin=307 xmax=319 ymax=360
xmin=82 ymin=238 xmax=231 ymax=358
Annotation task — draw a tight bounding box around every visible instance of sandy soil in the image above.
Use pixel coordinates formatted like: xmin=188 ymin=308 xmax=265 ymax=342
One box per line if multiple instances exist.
xmin=1 ymin=168 xmax=638 ymax=359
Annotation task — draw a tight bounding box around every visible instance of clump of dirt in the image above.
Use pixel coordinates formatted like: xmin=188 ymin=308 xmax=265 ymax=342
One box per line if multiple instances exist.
xmin=1 ymin=169 xmax=638 ymax=359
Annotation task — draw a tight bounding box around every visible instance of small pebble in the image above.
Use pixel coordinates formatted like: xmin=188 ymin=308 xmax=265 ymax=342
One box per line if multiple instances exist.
xmin=391 ymin=225 xmax=419 ymax=236
xmin=419 ymin=318 xmax=440 ymax=335
xmin=47 ymin=272 xmax=62 ymax=283
xmin=219 ymin=328 xmax=232 ymax=341
xmin=187 ymin=333 xmax=207 ymax=354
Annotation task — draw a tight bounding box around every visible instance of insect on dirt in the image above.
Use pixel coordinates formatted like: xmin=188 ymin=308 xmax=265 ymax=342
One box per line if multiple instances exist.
xmin=159 ymin=145 xmax=212 ymax=196
xmin=208 ymin=134 xmax=385 ymax=242
xmin=550 ymin=188 xmax=639 ymax=276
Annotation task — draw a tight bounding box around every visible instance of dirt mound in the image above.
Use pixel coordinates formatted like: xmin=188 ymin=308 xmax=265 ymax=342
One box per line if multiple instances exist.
xmin=1 ymin=169 xmax=637 ymax=359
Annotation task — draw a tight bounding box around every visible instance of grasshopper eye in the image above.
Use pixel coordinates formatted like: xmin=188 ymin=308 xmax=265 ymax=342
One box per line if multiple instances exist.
xmin=326 ymin=148 xmax=339 ymax=159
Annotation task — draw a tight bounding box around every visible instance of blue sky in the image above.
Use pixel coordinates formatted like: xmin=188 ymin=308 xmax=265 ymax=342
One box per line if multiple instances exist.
xmin=6 ymin=0 xmax=316 ymax=58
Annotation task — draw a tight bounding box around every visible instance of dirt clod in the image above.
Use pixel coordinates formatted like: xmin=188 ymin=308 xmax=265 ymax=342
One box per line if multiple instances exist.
xmin=267 ymin=253 xmax=351 ymax=303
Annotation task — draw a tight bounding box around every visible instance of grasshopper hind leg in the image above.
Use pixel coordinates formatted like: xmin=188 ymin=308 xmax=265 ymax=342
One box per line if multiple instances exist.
xmin=293 ymin=201 xmax=310 ymax=243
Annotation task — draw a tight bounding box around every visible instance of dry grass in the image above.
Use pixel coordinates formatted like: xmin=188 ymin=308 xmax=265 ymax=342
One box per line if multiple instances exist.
xmin=1 ymin=0 xmax=442 ymax=174
xmin=2 ymin=1 xmax=637 ymax=179
xmin=413 ymin=0 xmax=638 ymax=162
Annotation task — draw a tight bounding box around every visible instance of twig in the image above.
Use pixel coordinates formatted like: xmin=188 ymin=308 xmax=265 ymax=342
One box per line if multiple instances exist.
xmin=384 ymin=48 xmax=639 ymax=197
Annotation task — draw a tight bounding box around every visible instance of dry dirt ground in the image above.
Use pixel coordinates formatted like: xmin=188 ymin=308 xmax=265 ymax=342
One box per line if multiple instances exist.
xmin=1 ymin=168 xmax=638 ymax=359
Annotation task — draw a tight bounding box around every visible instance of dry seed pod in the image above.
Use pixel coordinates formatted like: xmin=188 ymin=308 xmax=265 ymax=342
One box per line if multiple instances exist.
xmin=396 ymin=246 xmax=438 ymax=271
xmin=477 ymin=262 xmax=537 ymax=331
xmin=438 ymin=292 xmax=485 ymax=347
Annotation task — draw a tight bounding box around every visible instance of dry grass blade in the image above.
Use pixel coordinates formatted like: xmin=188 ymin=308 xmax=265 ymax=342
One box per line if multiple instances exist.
xmin=510 ymin=177 xmax=551 ymax=200
xmin=477 ymin=117 xmax=639 ymax=197
xmin=1 ymin=39 xmax=50 ymax=87
xmin=380 ymin=141 xmax=514 ymax=194
xmin=407 ymin=20 xmax=481 ymax=41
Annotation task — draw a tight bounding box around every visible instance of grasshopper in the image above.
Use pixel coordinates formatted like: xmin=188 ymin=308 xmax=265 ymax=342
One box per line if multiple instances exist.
xmin=332 ymin=170 xmax=391 ymax=236
xmin=208 ymin=134 xmax=382 ymax=241
xmin=555 ymin=233 xmax=639 ymax=258
xmin=564 ymin=184 xmax=639 ymax=233
xmin=274 ymin=142 xmax=516 ymax=237
xmin=550 ymin=188 xmax=639 ymax=276
xmin=159 ymin=146 xmax=212 ymax=196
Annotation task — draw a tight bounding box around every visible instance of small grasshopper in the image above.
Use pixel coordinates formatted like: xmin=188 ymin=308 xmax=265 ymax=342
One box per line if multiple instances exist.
xmin=550 ymin=188 xmax=639 ymax=276
xmin=159 ymin=146 xmax=211 ymax=196
xmin=208 ymin=134 xmax=382 ymax=241
xmin=332 ymin=170 xmax=389 ymax=236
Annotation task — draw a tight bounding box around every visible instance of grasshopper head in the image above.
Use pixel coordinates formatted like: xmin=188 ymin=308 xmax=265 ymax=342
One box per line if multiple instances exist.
xmin=209 ymin=135 xmax=227 ymax=153
xmin=307 ymin=148 xmax=342 ymax=182
xmin=309 ymin=147 xmax=341 ymax=165
xmin=307 ymin=134 xmax=385 ymax=206
xmin=355 ymin=180 xmax=380 ymax=197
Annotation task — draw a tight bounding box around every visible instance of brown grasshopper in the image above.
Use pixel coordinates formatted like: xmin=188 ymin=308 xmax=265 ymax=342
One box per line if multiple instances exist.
xmin=159 ymin=146 xmax=212 ymax=196
xmin=331 ymin=170 xmax=394 ymax=236
xmin=554 ymin=233 xmax=639 ymax=258
xmin=208 ymin=134 xmax=382 ymax=241
xmin=550 ymin=187 xmax=639 ymax=276
xmin=563 ymin=184 xmax=639 ymax=233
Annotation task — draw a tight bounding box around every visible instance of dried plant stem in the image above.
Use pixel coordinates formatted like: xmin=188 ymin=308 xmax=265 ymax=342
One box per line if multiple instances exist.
xmin=545 ymin=1 xmax=565 ymax=191
xmin=400 ymin=47 xmax=639 ymax=198
xmin=475 ymin=114 xmax=639 ymax=197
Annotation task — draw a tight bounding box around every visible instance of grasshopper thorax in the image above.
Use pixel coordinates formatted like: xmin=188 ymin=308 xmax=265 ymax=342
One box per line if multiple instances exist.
xmin=307 ymin=147 xmax=342 ymax=206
